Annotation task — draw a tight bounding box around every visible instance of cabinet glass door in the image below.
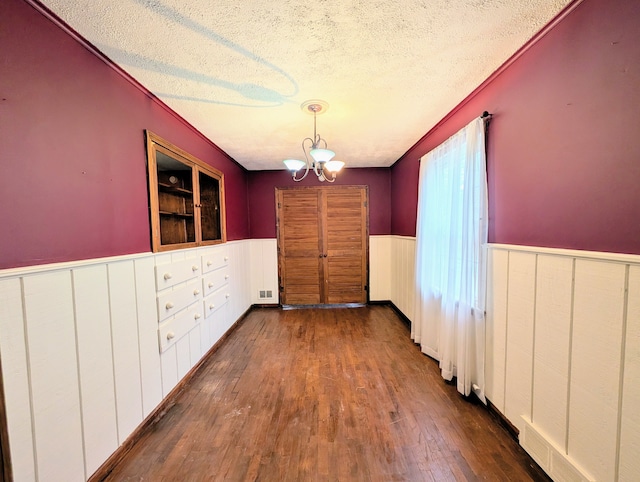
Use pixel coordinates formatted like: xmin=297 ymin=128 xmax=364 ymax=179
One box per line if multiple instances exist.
xmin=198 ymin=170 xmax=222 ymax=242
xmin=156 ymin=150 xmax=196 ymax=246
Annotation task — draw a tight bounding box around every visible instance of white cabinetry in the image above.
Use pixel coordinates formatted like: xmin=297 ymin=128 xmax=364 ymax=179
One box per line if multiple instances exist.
xmin=154 ymin=246 xmax=231 ymax=354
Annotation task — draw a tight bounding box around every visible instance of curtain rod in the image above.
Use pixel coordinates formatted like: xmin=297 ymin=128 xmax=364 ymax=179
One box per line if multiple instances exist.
xmin=481 ymin=111 xmax=492 ymax=120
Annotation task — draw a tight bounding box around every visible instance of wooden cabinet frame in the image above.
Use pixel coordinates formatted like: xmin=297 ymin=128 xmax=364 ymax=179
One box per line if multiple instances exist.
xmin=146 ymin=131 xmax=226 ymax=252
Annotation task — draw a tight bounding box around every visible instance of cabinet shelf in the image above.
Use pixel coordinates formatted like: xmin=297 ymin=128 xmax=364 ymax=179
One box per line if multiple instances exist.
xmin=158 ymin=182 xmax=193 ymax=196
xmin=159 ymin=211 xmax=194 ymax=218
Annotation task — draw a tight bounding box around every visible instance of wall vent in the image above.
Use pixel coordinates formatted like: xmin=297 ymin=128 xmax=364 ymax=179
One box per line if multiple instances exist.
xmin=520 ymin=417 xmax=595 ymax=482
xmin=258 ymin=290 xmax=273 ymax=299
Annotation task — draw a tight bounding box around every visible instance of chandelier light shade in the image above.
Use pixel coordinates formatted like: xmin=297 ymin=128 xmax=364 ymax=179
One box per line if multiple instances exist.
xmin=283 ymin=100 xmax=345 ymax=182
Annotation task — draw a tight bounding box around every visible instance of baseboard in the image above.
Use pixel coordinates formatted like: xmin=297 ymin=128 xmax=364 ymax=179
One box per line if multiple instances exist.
xmin=88 ymin=305 xmax=253 ymax=481
xmin=251 ymin=303 xmax=281 ymax=309
xmin=376 ymin=300 xmax=412 ymax=329
xmin=486 ymin=399 xmax=520 ymax=440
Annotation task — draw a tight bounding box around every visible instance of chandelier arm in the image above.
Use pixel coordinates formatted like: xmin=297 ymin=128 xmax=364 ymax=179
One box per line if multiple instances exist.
xmin=291 ymin=137 xmax=314 ymax=182
xmin=284 ymin=100 xmax=344 ymax=182
xmin=293 ymin=168 xmax=309 ymax=181
xmin=320 ymin=164 xmax=337 ymax=183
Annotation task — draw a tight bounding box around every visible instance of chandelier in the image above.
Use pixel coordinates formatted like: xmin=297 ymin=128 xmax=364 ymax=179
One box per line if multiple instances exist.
xmin=283 ymin=100 xmax=345 ymax=182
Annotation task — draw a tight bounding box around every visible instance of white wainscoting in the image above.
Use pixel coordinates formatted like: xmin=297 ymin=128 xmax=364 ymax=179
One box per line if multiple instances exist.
xmin=370 ymin=237 xmax=640 ymax=481
xmin=487 ymin=244 xmax=640 ymax=482
xmin=0 ymin=240 xmax=252 ymax=482
xmin=249 ymin=239 xmax=279 ymax=305
xmin=369 ymin=235 xmax=416 ymax=314
xmin=4 ymin=238 xmax=638 ymax=481
xmin=245 ymin=236 xmax=397 ymax=305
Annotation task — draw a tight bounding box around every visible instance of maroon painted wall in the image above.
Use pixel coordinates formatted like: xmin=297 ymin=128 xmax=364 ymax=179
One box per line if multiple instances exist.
xmin=0 ymin=0 xmax=249 ymax=269
xmin=391 ymin=0 xmax=640 ymax=255
xmin=247 ymin=168 xmax=391 ymax=239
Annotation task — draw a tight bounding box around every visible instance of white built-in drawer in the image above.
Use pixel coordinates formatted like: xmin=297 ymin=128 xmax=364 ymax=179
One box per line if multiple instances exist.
xmin=202 ymin=268 xmax=230 ymax=297
xmin=202 ymin=249 xmax=229 ymax=274
xmin=155 ymin=258 xmax=201 ymax=290
xmin=157 ymin=279 xmax=202 ymax=322
xmin=158 ymin=303 xmax=203 ymax=352
xmin=203 ymin=287 xmax=230 ymax=318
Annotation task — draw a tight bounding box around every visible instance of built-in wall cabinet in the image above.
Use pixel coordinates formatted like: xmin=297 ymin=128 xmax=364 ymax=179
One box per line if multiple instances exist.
xmin=146 ymin=131 xmax=226 ymax=252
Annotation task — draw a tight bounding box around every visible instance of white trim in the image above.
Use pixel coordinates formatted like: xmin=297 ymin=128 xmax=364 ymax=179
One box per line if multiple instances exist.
xmin=489 ymin=244 xmax=640 ymax=265
xmin=0 ymin=252 xmax=155 ymax=279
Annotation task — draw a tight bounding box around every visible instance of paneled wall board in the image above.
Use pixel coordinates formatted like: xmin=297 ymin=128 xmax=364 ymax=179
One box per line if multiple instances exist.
xmin=485 ymin=248 xmax=509 ymax=411
xmin=189 ymin=326 xmax=203 ymax=367
xmin=160 ymin=344 xmax=179 ymax=398
xmin=390 ymin=236 xmax=416 ymax=319
xmin=504 ymin=251 xmax=536 ymax=431
xmin=0 ymin=278 xmax=35 ymax=481
xmin=176 ymin=336 xmax=192 ymax=380
xmin=249 ymin=239 xmax=278 ymax=305
xmin=619 ymin=265 xmax=640 ymax=480
xmin=108 ymin=261 xmax=144 ymax=444
xmin=133 ymin=257 xmax=163 ymax=418
xmin=72 ymin=265 xmax=118 ymax=476
xmin=487 ymin=245 xmax=640 ymax=482
xmin=569 ymin=259 xmax=626 ymax=482
xmin=23 ymin=271 xmax=85 ymax=481
xmin=369 ymin=236 xmax=392 ymax=301
xmin=532 ymin=255 xmax=573 ymax=448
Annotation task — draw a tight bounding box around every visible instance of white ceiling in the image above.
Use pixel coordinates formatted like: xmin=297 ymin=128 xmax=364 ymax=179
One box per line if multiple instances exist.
xmin=40 ymin=0 xmax=571 ymax=170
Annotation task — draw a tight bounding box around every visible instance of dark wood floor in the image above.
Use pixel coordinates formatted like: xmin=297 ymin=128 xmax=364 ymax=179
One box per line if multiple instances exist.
xmin=103 ymin=306 xmax=549 ymax=481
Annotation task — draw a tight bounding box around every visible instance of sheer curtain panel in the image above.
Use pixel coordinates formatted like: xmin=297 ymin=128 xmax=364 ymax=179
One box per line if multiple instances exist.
xmin=413 ymin=117 xmax=488 ymax=401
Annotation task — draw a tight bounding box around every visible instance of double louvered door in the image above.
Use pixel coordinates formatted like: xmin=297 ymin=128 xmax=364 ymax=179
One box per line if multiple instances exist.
xmin=276 ymin=186 xmax=368 ymax=305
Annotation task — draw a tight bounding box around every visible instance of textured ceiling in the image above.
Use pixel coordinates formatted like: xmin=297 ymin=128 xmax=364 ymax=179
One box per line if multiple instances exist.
xmin=40 ymin=0 xmax=572 ymax=170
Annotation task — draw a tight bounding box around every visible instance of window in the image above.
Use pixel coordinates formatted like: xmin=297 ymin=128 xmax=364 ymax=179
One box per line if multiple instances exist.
xmin=145 ymin=131 xmax=226 ymax=252
xmin=413 ymin=117 xmax=488 ymax=399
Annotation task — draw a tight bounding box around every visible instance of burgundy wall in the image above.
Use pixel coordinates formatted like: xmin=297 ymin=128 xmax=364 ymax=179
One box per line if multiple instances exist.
xmin=391 ymin=0 xmax=640 ymax=255
xmin=0 ymin=0 xmax=249 ymax=269
xmin=247 ymin=168 xmax=391 ymax=239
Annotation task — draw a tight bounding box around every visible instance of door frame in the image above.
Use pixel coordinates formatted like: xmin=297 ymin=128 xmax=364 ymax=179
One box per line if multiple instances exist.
xmin=275 ymin=185 xmax=370 ymax=306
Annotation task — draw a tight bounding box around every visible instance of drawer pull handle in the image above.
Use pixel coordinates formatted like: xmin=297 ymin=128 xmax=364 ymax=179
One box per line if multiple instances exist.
xmin=207 ymin=261 xmax=212 ymax=266
xmin=208 ymin=282 xmax=214 ymax=288
xmin=192 ymin=265 xmax=199 ymax=272
xmin=209 ymin=304 xmax=215 ymax=310
xmin=224 ymin=256 xmax=229 ymax=261
xmin=225 ymin=274 xmax=230 ymax=279
xmin=194 ymin=313 xmax=201 ymax=320
xmin=165 ymin=302 xmax=174 ymax=310
xmin=164 ymin=273 xmax=172 ymax=280
xmin=225 ymin=293 xmax=230 ymax=298
xmin=166 ymin=331 xmax=175 ymax=340
xmin=193 ymin=289 xmax=200 ymax=295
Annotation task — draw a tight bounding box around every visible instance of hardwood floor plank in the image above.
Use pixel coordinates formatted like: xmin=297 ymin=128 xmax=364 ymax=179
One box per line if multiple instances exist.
xmin=100 ymin=306 xmax=549 ymax=481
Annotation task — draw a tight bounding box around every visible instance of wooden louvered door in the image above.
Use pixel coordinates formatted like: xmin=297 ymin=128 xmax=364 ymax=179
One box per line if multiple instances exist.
xmin=277 ymin=186 xmax=368 ymax=305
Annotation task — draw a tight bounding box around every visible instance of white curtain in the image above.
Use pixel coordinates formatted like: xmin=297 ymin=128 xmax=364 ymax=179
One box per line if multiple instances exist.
xmin=413 ymin=117 xmax=488 ymax=401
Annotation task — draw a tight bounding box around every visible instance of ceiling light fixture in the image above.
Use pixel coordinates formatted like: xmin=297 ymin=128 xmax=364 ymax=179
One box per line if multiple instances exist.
xmin=283 ymin=100 xmax=345 ymax=182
